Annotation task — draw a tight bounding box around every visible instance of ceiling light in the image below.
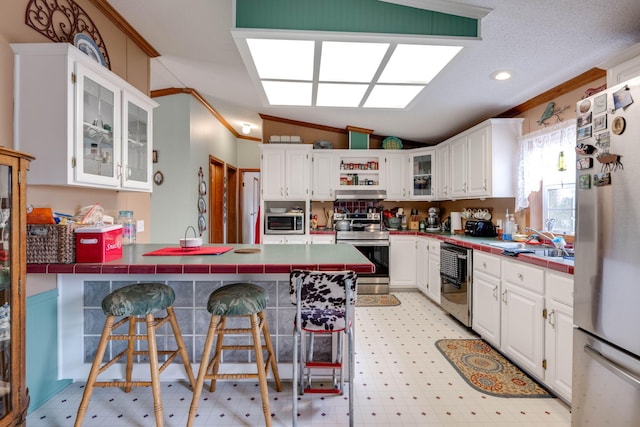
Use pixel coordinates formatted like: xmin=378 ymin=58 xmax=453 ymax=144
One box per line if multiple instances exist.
xmin=247 ymin=39 xmax=314 ymax=80
xmin=379 ymin=44 xmax=462 ymax=84
xmin=262 ymin=81 xmax=312 ymax=106
xmin=241 ymin=123 xmax=251 ymax=134
xmin=491 ymin=70 xmax=512 ymax=80
xmin=319 ymin=41 xmax=389 ymax=82
xmin=317 ymin=83 xmax=369 ymax=107
xmin=365 ymin=85 xmax=425 ymax=109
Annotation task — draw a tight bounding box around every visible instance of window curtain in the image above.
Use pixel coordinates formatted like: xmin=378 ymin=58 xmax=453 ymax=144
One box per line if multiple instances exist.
xmin=516 ymin=119 xmax=576 ymax=212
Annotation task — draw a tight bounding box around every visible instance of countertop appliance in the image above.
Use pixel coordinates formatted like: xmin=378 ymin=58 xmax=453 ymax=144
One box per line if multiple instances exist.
xmin=335 ymin=212 xmax=389 ymax=294
xmin=264 ymin=211 xmax=304 ymax=234
xmin=572 ymin=76 xmax=640 ymax=426
xmin=464 ymin=220 xmax=497 ymax=237
xmin=439 ymin=242 xmax=472 ymax=327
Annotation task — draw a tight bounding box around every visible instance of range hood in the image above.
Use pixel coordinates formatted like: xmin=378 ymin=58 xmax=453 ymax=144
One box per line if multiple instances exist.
xmin=334 ymin=189 xmax=387 ymax=201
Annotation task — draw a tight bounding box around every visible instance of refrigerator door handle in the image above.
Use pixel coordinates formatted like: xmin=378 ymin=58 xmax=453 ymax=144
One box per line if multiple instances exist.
xmin=585 ymin=344 xmax=640 ymax=389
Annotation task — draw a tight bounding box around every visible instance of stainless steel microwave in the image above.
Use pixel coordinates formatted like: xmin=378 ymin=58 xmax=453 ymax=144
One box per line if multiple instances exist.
xmin=264 ymin=212 xmax=305 ymax=234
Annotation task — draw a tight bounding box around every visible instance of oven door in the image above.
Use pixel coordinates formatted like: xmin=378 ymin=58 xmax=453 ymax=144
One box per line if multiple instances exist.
xmin=440 ymin=245 xmax=472 ymax=327
xmin=338 ymin=240 xmax=389 ymax=294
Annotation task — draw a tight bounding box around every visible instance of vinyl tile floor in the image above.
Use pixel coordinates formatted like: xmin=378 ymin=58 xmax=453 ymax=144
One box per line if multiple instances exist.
xmin=27 ymin=291 xmax=572 ymax=426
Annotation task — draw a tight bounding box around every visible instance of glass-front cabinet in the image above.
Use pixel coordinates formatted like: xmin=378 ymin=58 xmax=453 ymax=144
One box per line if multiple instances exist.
xmin=11 ymin=43 xmax=157 ymax=192
xmin=0 ymin=148 xmax=33 ymax=426
xmin=409 ymin=149 xmax=435 ymax=199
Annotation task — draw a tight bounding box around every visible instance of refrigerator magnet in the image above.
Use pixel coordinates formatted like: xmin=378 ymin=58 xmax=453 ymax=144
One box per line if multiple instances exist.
xmin=593 ymin=172 xmax=611 ymax=186
xmin=612 ymin=116 xmax=626 ymax=135
xmin=577 ymin=157 xmax=593 ymax=170
xmin=579 ymin=174 xmax=591 ymax=189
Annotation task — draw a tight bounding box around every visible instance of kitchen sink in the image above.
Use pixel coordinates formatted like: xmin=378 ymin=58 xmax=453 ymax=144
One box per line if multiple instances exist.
xmin=487 ymin=241 xmax=574 ymax=259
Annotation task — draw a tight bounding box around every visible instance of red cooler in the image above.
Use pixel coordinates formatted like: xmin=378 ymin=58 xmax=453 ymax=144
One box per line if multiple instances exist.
xmin=75 ymin=224 xmax=123 ymax=263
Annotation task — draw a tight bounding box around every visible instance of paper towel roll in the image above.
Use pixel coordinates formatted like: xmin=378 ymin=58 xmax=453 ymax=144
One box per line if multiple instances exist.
xmin=450 ymin=212 xmax=462 ymax=234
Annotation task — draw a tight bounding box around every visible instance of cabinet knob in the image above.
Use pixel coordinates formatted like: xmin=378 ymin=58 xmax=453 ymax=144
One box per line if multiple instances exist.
xmin=548 ymin=309 xmax=555 ymax=327
xmin=502 ymin=290 xmax=507 ymax=303
xmin=492 ymin=285 xmax=498 ymax=300
xmin=482 ymin=262 xmax=487 ymax=269
xmin=517 ymin=273 xmax=524 ymax=280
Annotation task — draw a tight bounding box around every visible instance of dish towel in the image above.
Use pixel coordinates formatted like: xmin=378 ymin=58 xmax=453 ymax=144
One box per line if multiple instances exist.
xmin=502 ymin=248 xmax=535 ymax=257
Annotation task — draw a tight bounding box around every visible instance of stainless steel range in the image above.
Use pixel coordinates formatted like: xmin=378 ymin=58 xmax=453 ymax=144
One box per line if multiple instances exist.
xmin=335 ymin=212 xmax=389 ymax=294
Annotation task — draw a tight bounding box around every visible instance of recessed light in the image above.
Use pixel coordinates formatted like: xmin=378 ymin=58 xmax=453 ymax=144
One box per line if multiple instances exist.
xmin=491 ymin=70 xmax=512 ymax=81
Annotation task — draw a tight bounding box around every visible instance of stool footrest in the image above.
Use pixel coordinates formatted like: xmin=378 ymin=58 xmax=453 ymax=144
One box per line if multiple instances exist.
xmin=305 ymin=361 xmax=342 ymax=369
xmin=303 ymin=387 xmax=342 ymax=394
xmin=218 ymin=326 xmax=263 ymax=334
xmin=221 ymin=344 xmax=268 ymax=351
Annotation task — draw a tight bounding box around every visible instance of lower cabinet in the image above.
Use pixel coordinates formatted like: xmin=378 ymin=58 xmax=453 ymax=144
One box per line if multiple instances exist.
xmin=262 ymin=234 xmax=310 ymax=244
xmin=416 ymin=237 xmax=429 ymax=295
xmin=426 ymin=238 xmax=441 ymax=304
xmin=472 ymin=254 xmax=574 ymax=403
xmin=389 ymin=234 xmax=417 ymax=290
xmin=310 ymin=234 xmax=335 ymax=244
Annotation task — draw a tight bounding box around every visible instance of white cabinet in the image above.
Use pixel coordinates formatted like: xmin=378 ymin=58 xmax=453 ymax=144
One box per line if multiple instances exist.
xmin=416 ymin=237 xmax=429 ymax=295
xmin=311 ymin=151 xmax=337 ymax=201
xmin=389 ymin=234 xmax=416 ymax=290
xmin=472 ymin=251 xmax=502 ymax=348
xmin=446 ymin=118 xmax=522 ymax=199
xmin=261 ymin=145 xmax=311 ymax=200
xmin=500 ymin=259 xmax=545 ymax=379
xmin=385 ymin=152 xmax=408 ymax=200
xmin=426 ymin=238 xmax=441 ymax=304
xmin=262 ymin=234 xmax=310 ymax=244
xmin=408 ymin=149 xmax=435 ymax=200
xmin=12 ymin=43 xmax=157 ymax=191
xmin=310 ymin=234 xmax=335 ymax=244
xmin=436 ymin=143 xmax=450 ymax=199
xmin=544 ymin=271 xmax=574 ymax=403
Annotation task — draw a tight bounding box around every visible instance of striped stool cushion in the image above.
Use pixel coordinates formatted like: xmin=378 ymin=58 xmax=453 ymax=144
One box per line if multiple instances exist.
xmin=102 ymin=283 xmax=175 ymax=317
xmin=207 ymin=283 xmax=268 ymax=316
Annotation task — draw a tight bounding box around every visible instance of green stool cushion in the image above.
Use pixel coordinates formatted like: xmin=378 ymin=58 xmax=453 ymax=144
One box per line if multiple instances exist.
xmin=102 ymin=283 xmax=175 ymax=317
xmin=207 ymin=283 xmax=268 ymax=316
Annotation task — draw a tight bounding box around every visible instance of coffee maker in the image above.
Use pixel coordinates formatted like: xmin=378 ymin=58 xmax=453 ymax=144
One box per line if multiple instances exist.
xmin=426 ymin=207 xmax=441 ymax=231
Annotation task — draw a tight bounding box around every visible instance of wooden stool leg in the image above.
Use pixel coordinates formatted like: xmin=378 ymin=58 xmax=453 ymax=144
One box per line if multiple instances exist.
xmin=74 ymin=315 xmax=115 ymax=427
xmin=145 ymin=313 xmax=164 ymax=427
xmin=124 ymin=316 xmax=137 ymax=393
xmin=258 ymin=311 xmax=282 ymax=391
xmin=166 ymin=306 xmax=196 ymax=389
xmin=187 ymin=314 xmax=220 ymax=427
xmin=207 ymin=316 xmax=226 ymax=392
xmin=251 ymin=313 xmax=272 ymax=427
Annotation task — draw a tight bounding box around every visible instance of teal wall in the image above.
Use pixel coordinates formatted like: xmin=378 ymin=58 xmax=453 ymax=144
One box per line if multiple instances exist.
xmin=26 ymin=289 xmax=71 ymax=413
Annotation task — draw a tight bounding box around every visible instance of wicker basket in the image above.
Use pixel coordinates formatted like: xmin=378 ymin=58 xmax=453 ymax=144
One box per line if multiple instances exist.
xmin=27 ymin=224 xmax=79 ymax=264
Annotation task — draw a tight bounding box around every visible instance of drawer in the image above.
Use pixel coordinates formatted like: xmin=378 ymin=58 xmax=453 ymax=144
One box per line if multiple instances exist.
xmin=473 ymin=251 xmax=501 ymax=278
xmin=502 ymin=259 xmax=544 ymax=294
xmin=546 ymin=271 xmax=574 ymax=307
xmin=428 ymin=239 xmax=441 ymax=252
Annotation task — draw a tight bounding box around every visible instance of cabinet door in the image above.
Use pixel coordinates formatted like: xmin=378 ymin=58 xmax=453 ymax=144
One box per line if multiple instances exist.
xmin=544 ymin=272 xmax=574 ymax=402
xmin=409 ymin=150 xmax=435 ymax=200
xmin=427 ymin=251 xmax=441 ymax=304
xmin=466 ymin=126 xmax=490 ymax=197
xmin=285 ymin=148 xmax=310 ymax=199
xmin=261 ymin=149 xmax=286 ymax=200
xmin=389 ymin=235 xmax=416 ymax=289
xmin=449 ymin=136 xmax=468 ymax=198
xmin=436 ymin=143 xmax=450 ymax=199
xmin=385 ymin=152 xmax=408 ymax=200
xmin=75 ymin=63 xmax=121 ymax=187
xmin=311 ymin=234 xmax=335 ymax=244
xmin=416 ymin=237 xmax=429 ymax=295
xmin=121 ymin=93 xmax=154 ymax=190
xmin=472 ymin=270 xmax=501 ymax=347
xmin=311 ymin=151 xmax=336 ymax=201
xmin=284 ymin=235 xmax=310 ymax=244
xmin=501 ymin=280 xmax=545 ymax=379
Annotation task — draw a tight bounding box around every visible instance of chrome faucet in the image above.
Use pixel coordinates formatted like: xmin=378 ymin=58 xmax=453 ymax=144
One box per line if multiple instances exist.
xmin=525 ymin=227 xmax=556 ymax=243
xmin=525 ymin=227 xmax=570 ymax=256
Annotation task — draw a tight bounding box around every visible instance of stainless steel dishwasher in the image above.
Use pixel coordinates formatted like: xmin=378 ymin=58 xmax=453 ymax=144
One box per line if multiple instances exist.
xmin=440 ymin=243 xmax=473 ymax=327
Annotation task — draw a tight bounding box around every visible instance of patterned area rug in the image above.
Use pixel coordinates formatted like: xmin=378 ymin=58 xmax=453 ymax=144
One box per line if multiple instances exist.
xmin=436 ymin=339 xmax=552 ymax=398
xmin=356 ymin=294 xmax=401 ymax=307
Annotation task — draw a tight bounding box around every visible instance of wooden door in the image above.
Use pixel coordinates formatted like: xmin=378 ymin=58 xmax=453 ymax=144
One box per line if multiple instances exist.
xmin=226 ymin=164 xmax=238 ymax=243
xmin=209 ymin=156 xmax=225 ymax=243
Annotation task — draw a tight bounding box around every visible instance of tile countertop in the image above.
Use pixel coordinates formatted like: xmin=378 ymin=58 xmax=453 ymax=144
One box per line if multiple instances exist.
xmin=26 ymin=243 xmax=375 ymax=275
xmin=311 ymin=229 xmax=574 ymax=275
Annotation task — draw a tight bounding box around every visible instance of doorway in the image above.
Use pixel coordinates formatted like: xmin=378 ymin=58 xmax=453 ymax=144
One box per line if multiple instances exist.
xmin=240 ymin=170 xmax=260 ymax=243
xmin=209 ymin=156 xmax=225 ymax=243
xmin=226 ymin=164 xmax=238 ymax=243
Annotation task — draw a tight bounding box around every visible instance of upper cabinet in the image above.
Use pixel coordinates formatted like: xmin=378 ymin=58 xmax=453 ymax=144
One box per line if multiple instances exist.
xmin=311 ymin=150 xmax=337 ymax=201
xmin=408 ymin=149 xmax=435 ymax=200
xmin=448 ymin=118 xmax=523 ymax=200
xmin=11 ymin=43 xmax=157 ymax=192
xmin=384 ymin=151 xmax=408 ymax=201
xmin=435 ymin=142 xmax=450 ymax=199
xmin=261 ymin=145 xmax=311 ymax=200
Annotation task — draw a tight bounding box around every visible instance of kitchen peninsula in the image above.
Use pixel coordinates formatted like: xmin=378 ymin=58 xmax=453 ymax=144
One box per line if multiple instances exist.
xmin=27 ymin=243 xmax=373 ymax=381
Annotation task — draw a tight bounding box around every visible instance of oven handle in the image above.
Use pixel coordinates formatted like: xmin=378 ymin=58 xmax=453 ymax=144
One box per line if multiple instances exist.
xmin=337 ymin=240 xmax=390 ymax=247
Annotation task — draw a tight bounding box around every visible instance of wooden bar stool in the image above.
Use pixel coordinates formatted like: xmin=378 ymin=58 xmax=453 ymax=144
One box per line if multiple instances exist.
xmin=75 ymin=283 xmax=195 ymax=427
xmin=187 ymin=282 xmax=282 ymax=427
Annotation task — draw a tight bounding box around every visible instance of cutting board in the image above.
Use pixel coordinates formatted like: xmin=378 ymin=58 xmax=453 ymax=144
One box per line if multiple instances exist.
xmin=143 ymin=246 xmax=233 ymax=256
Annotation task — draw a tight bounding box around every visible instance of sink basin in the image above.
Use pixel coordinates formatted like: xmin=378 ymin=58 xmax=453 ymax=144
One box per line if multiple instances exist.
xmin=486 ymin=241 xmax=574 ymax=259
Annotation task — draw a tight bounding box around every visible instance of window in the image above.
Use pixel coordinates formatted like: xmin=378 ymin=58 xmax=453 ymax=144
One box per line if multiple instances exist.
xmin=517 ymin=119 xmax=576 ymax=234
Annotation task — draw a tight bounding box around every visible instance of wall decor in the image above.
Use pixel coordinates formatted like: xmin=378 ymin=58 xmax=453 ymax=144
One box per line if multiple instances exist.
xmin=612 ymin=116 xmax=626 ymax=135
xmin=25 ymin=0 xmax=111 ymax=69
xmin=538 ymin=101 xmax=572 ymax=126
xmin=593 ymin=93 xmax=607 ymax=114
xmin=613 ymin=85 xmax=633 ymax=110
xmin=153 ymin=170 xmax=164 ymax=185
xmin=593 ymin=114 xmax=607 ymax=132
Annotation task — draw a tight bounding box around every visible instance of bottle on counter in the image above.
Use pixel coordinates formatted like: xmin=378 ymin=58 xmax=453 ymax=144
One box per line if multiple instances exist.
xmin=117 ymin=210 xmax=136 ymax=245
xmin=502 ymin=210 xmax=512 ymax=241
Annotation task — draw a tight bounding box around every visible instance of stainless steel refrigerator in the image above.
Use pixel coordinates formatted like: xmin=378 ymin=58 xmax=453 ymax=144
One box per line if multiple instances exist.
xmin=573 ymin=75 xmax=640 ymax=426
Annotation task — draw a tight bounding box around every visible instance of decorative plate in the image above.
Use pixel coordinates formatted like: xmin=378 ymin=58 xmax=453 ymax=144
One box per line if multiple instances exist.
xmin=199 ymin=180 xmax=207 ymax=195
xmin=612 ymin=116 xmax=626 ymax=135
xmin=74 ymin=33 xmax=105 ymax=66
xmin=198 ymin=197 xmax=207 ymax=213
xmin=382 ymin=136 xmax=403 ymax=149
xmin=313 ymin=140 xmax=333 ymax=149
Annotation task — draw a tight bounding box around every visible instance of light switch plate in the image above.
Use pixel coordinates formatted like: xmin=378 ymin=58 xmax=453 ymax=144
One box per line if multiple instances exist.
xmin=136 ymin=220 xmax=144 ymax=232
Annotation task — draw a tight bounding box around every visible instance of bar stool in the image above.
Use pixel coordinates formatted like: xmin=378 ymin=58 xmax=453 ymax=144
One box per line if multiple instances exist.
xmin=290 ymin=269 xmax=357 ymax=427
xmin=75 ymin=283 xmax=195 ymax=427
xmin=187 ymin=282 xmax=282 ymax=427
